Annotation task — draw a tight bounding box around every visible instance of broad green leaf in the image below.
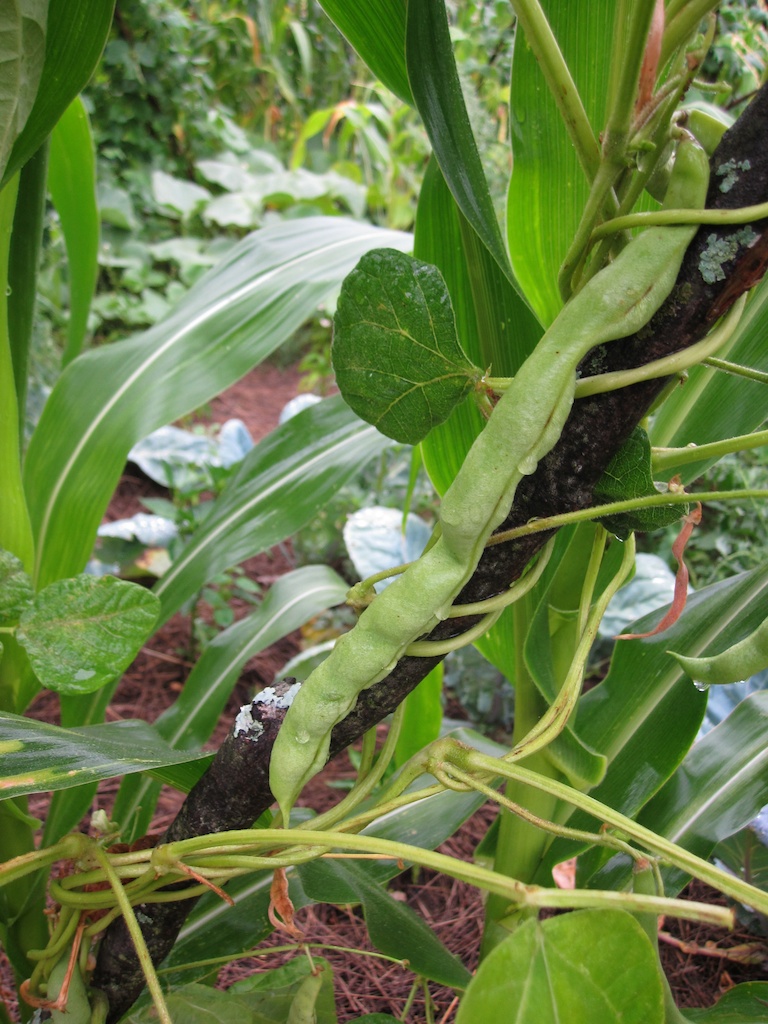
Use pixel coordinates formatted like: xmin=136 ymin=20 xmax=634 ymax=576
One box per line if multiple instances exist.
xmin=0 ymin=175 xmax=33 ymax=578
xmin=539 ymin=565 xmax=768 ymax=882
xmin=317 ymin=0 xmax=411 ymax=106
xmin=594 ymin=428 xmax=687 ymax=539
xmin=0 ymin=0 xmax=46 ymax=184
xmin=0 ymin=549 xmax=33 ymax=624
xmin=231 ymin=957 xmax=336 ymax=1024
xmin=152 ymin=169 xmax=211 ymax=220
xmin=394 ymin=662 xmax=442 ymax=767
xmin=456 ymin=910 xmax=664 ymax=1024
xmin=583 ymin=691 xmax=768 ymax=894
xmin=124 ymin=983 xmax=255 ymax=1024
xmin=299 ymin=859 xmax=470 ymax=989
xmin=521 ymin=527 xmax=617 ymax=788
xmin=712 ymin=826 xmax=768 ymax=901
xmin=128 ymin=959 xmax=337 ymax=1024
xmin=113 ymin=565 xmax=349 ymax=841
xmin=349 ymin=1017 xmax=400 ymax=1023
xmin=8 ymin=142 xmax=47 ymax=435
xmin=650 ymin=274 xmax=768 ymax=482
xmin=414 ymin=158 xmax=488 ymax=494
xmin=16 ymin=575 xmax=159 ymax=694
xmin=636 ymin=691 xmax=768 ymax=894
xmin=521 ymin=548 xmax=609 ymax=788
xmin=152 ymin=396 xmax=391 ymax=626
xmin=24 ymin=217 xmax=412 ymax=590
xmin=687 ymin=983 xmax=768 ymax=1022
xmin=47 ymin=95 xmax=98 ymax=366
xmin=332 ymin=248 xmax=480 ymax=443
xmin=507 ymin=2 xmax=617 ymax=324
xmin=406 ymin=0 xmax=524 ymax=298
xmin=0 ymin=714 xmax=208 ymax=800
xmin=3 ymin=0 xmax=115 ymax=188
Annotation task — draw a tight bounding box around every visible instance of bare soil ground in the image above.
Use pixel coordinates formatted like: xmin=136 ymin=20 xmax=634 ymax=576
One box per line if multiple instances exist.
xmin=7 ymin=362 xmax=767 ymax=1022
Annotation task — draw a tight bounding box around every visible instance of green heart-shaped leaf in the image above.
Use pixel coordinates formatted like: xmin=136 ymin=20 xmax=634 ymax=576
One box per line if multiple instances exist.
xmin=17 ymin=575 xmax=159 ymax=694
xmin=332 ymin=248 xmax=481 ymax=443
xmin=456 ymin=910 xmax=664 ymax=1024
xmin=0 ymin=549 xmax=33 ymax=625
xmin=594 ymin=427 xmax=687 ymax=539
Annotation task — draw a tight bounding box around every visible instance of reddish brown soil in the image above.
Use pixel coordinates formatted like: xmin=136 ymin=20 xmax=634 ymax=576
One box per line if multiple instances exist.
xmin=6 ymin=362 xmax=768 ymax=1023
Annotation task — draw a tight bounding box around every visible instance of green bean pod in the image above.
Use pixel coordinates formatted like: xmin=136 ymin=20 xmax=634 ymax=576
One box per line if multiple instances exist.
xmin=687 ymin=107 xmax=730 ymax=157
xmin=287 ymin=968 xmax=324 ymax=1024
xmin=670 ymin=614 xmax=768 ymax=685
xmin=269 ymin=136 xmax=710 ymax=823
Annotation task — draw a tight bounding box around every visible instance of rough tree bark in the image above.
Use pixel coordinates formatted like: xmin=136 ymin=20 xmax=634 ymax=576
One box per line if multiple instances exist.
xmin=91 ymin=84 xmax=768 ymax=1022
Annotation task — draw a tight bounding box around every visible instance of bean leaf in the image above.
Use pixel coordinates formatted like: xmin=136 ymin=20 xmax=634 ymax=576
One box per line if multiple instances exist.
xmin=332 ymin=248 xmax=481 ymax=443
xmin=16 ymin=575 xmax=159 ymax=694
xmin=594 ymin=427 xmax=686 ymax=539
xmin=456 ymin=910 xmax=664 ymax=1023
xmin=0 ymin=549 xmax=34 ymax=625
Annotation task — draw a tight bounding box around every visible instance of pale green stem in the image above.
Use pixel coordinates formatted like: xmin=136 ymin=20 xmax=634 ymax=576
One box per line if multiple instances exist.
xmin=350 ymin=561 xmax=409 ymax=599
xmin=703 ymin=356 xmax=768 ymax=386
xmin=425 ymin=981 xmax=435 ymax=1024
xmin=556 ymin=0 xmax=658 ymax=303
xmin=558 ymin=159 xmax=624 ymax=302
xmin=407 ymin=606 xmax=503 ymax=656
xmin=440 ymin=764 xmax=641 ymax=864
xmin=448 ymin=537 xmax=554 ymax=616
xmin=575 ymin=293 xmax=746 ymax=397
xmin=83 ymin=906 xmax=124 ymax=940
xmin=26 ymin=909 xmax=79 ymax=963
xmin=633 ymin=863 xmax=692 ymax=1023
xmin=509 ymin=0 xmax=601 ymax=180
xmin=660 ymin=0 xmax=720 ymax=72
xmin=401 ymin=979 xmax=419 ymax=1020
xmin=462 ymin=749 xmax=768 ymax=917
xmin=577 ymin=526 xmax=607 ymax=638
xmin=159 ymin=941 xmax=406 ymax=977
xmin=0 ymin=174 xmax=33 ymax=571
xmin=372 ymin=754 xmax=443 ymax=810
xmin=491 ymin=293 xmax=745 ymax=403
xmin=482 ymin=594 xmax=558 ymax=945
xmin=521 ymin=886 xmax=728 ymax=923
xmin=604 ymin=0 xmax=658 ymax=155
xmin=507 ymin=535 xmax=636 ymax=762
xmin=0 ymin=834 xmax=84 ymax=889
xmin=581 ymin=86 xmax=692 ymax=288
xmin=90 ymin=844 xmax=173 ymax=1024
xmin=489 ymin=488 xmax=768 ymax=545
xmin=50 ymin=874 xmax=201 ymax=911
xmin=153 ymin=827 xmax=734 ymax=926
xmin=357 ymin=725 xmax=378 ymax=779
xmin=298 ymin=702 xmax=406 ymax=833
xmin=652 ymin=428 xmax=768 ymax=472
xmin=592 ymin=199 xmax=768 ymax=238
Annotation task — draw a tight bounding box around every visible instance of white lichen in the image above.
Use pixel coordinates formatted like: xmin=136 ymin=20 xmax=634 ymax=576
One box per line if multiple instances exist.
xmin=234 ymin=703 xmax=264 ymax=740
xmin=253 ymin=680 xmax=301 ymax=710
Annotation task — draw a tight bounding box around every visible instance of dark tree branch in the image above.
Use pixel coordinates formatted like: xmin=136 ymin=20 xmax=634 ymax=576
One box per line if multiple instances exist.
xmin=92 ymin=84 xmax=768 ymax=1022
